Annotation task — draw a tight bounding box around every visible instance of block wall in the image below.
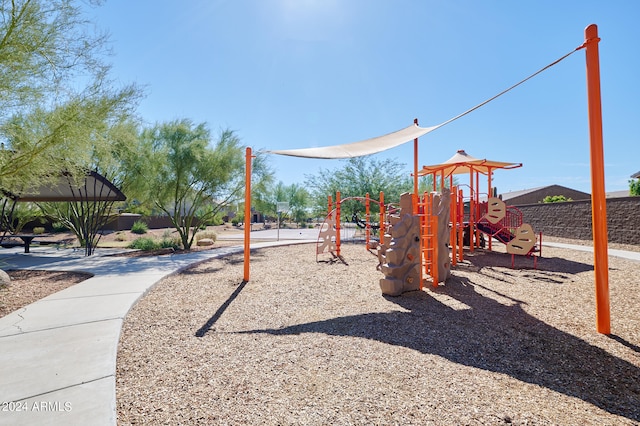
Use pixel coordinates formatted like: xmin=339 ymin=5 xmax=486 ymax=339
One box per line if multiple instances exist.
xmin=515 ymin=197 xmax=640 ymax=245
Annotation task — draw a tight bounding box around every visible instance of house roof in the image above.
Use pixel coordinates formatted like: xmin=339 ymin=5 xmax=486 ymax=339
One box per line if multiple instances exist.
xmin=2 ymin=171 xmax=126 ymax=202
xmin=631 ymin=171 xmax=640 ymax=179
xmin=499 ymin=186 xmax=548 ymax=201
xmin=498 ymin=184 xmax=590 ymax=202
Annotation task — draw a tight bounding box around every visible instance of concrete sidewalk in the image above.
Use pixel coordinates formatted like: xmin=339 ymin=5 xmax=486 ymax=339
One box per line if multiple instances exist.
xmin=542 ymin=241 xmax=640 ymax=262
xmin=0 ymin=240 xmax=313 ymax=426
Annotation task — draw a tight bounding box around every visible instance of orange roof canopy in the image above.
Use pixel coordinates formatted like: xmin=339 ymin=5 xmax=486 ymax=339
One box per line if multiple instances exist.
xmin=418 ymin=149 xmax=522 ymax=177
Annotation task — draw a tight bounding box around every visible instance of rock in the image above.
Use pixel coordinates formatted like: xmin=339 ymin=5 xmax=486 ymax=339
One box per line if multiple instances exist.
xmin=0 ymin=269 xmax=11 ymax=287
xmin=197 ymin=238 xmax=215 ymax=246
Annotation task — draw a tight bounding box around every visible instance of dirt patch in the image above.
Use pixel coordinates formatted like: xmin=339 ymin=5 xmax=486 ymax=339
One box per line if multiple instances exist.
xmin=0 ymin=270 xmax=94 ymax=318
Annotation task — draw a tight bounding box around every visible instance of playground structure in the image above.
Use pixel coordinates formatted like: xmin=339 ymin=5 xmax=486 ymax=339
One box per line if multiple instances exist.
xmin=316 ymin=148 xmax=541 ymax=295
xmin=256 ymin=24 xmax=610 ymax=333
xmin=316 ymin=192 xmax=390 ymax=263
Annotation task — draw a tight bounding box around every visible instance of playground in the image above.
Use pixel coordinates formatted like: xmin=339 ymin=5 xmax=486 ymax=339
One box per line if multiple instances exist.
xmin=116 ymin=241 xmax=640 ymax=424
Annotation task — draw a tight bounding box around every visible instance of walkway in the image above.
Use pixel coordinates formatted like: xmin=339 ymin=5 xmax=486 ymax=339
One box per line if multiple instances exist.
xmin=0 ymin=238 xmax=313 ymax=426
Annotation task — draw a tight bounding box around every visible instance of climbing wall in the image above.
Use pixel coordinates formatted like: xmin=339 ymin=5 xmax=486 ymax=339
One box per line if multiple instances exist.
xmin=377 ymin=193 xmax=422 ymax=296
xmin=433 ymin=191 xmax=452 ymax=283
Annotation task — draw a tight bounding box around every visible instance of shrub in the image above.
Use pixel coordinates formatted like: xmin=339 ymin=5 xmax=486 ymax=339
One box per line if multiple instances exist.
xmin=127 ymin=237 xmax=158 ymax=250
xmin=195 ymin=231 xmax=217 ymax=243
xmin=114 ymin=232 xmax=128 ymax=242
xmin=128 ymin=235 xmax=181 ymax=251
xmin=630 ymin=178 xmax=640 ymax=196
xmin=159 ymin=236 xmax=181 ymax=250
xmin=542 ymin=195 xmax=572 ymax=203
xmin=231 ymin=218 xmax=239 ymax=226
xmin=33 ymin=227 xmax=45 ymax=235
xmin=51 ymin=222 xmax=69 ymax=232
xmin=131 ymin=220 xmax=149 ymax=234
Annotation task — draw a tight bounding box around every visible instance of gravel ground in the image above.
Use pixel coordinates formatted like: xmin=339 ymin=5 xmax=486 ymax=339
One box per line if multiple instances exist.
xmin=116 ymin=242 xmax=640 ymax=425
xmin=0 ymin=270 xmax=93 ymax=317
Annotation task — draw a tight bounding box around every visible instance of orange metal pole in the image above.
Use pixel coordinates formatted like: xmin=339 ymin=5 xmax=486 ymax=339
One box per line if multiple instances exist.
xmin=413 ymin=118 xmax=419 ymax=197
xmin=468 ymin=170 xmax=474 ymax=252
xmin=336 ymin=191 xmax=341 ymax=257
xmin=243 ymin=147 xmax=253 ymax=282
xmin=450 ymin=185 xmax=457 ymax=266
xmin=431 ymin=195 xmax=439 ymax=288
xmin=584 ymin=24 xmax=610 ymax=334
xmin=458 ymin=188 xmax=464 ymax=262
xmin=365 ymin=192 xmax=370 ymax=250
xmin=379 ymin=192 xmax=385 ymax=246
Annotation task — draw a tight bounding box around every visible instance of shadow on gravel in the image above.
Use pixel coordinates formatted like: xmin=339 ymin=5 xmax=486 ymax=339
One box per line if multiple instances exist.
xmin=240 ymin=272 xmax=640 ymax=422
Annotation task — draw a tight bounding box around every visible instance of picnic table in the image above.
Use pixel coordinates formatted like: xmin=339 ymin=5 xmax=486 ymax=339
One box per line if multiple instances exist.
xmin=1 ymin=234 xmax=41 ymax=253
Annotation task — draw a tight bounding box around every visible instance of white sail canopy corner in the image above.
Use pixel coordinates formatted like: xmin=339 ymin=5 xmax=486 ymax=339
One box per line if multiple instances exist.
xmin=267 ymin=123 xmax=439 ymax=159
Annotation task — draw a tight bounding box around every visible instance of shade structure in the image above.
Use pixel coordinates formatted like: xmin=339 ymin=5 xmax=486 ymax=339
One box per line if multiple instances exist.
xmin=3 ymin=170 xmax=126 ymax=202
xmin=418 ymin=149 xmax=522 ymax=177
xmin=267 ymin=123 xmax=438 ymax=159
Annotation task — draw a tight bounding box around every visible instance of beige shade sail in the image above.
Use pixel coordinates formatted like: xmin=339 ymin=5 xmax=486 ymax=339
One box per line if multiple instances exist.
xmin=418 ymin=149 xmax=522 ymax=177
xmin=267 ymin=123 xmax=439 ymax=159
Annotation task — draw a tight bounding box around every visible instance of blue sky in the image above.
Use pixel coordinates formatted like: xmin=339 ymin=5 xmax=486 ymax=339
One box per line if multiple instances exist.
xmin=86 ymin=0 xmax=639 ymax=195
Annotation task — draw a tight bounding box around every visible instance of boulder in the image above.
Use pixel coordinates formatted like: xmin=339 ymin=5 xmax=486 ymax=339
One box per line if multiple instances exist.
xmin=196 ymin=238 xmax=215 ymax=246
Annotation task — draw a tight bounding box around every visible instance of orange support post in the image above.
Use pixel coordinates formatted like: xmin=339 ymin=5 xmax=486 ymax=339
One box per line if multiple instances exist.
xmin=243 ymin=147 xmax=253 ymax=282
xmin=584 ymin=24 xmax=610 ymax=334
xmin=468 ymin=171 xmax=474 ymax=252
xmin=413 ymin=118 xmax=419 ymax=197
xmin=450 ymin=185 xmax=457 ymax=267
xmin=458 ymin=188 xmax=464 ymax=262
xmin=430 ymin=193 xmax=439 ymax=288
xmin=335 ymin=191 xmax=341 ymax=257
xmin=379 ymin=192 xmax=385 ymax=246
xmin=365 ymin=192 xmax=371 ymax=250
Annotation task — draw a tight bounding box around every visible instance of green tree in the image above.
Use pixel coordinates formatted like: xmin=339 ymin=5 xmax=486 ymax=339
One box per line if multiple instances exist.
xmin=37 ymin=118 xmax=143 ymax=255
xmin=305 ymin=156 xmax=416 ymax=217
xmin=254 ymin=181 xmax=310 ymax=224
xmin=140 ymin=120 xmax=247 ymax=250
xmin=629 ymin=178 xmax=640 ymax=196
xmin=0 ymin=0 xmax=141 ymax=192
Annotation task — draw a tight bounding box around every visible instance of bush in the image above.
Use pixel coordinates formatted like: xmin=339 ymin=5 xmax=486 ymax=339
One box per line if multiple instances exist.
xmin=128 ymin=237 xmax=157 ymax=250
xmin=128 ymin=235 xmax=181 ymax=251
xmin=231 ymin=218 xmax=239 ymax=226
xmin=159 ymin=236 xmax=181 ymax=250
xmin=114 ymin=232 xmax=128 ymax=242
xmin=630 ymin=178 xmax=640 ymax=196
xmin=130 ymin=220 xmax=149 ymax=234
xmin=33 ymin=227 xmax=45 ymax=235
xmin=542 ymin=195 xmax=572 ymax=203
xmin=195 ymin=231 xmax=217 ymax=243
xmin=51 ymin=222 xmax=69 ymax=232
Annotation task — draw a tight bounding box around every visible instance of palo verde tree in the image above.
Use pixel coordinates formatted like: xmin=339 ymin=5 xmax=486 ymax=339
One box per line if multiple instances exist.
xmin=0 ymin=0 xmax=139 ymax=189
xmin=37 ymin=117 xmax=143 ymax=255
xmin=253 ymin=181 xmax=311 ymax=224
xmin=140 ymin=119 xmax=248 ymax=250
xmin=0 ymin=0 xmax=141 ymax=253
